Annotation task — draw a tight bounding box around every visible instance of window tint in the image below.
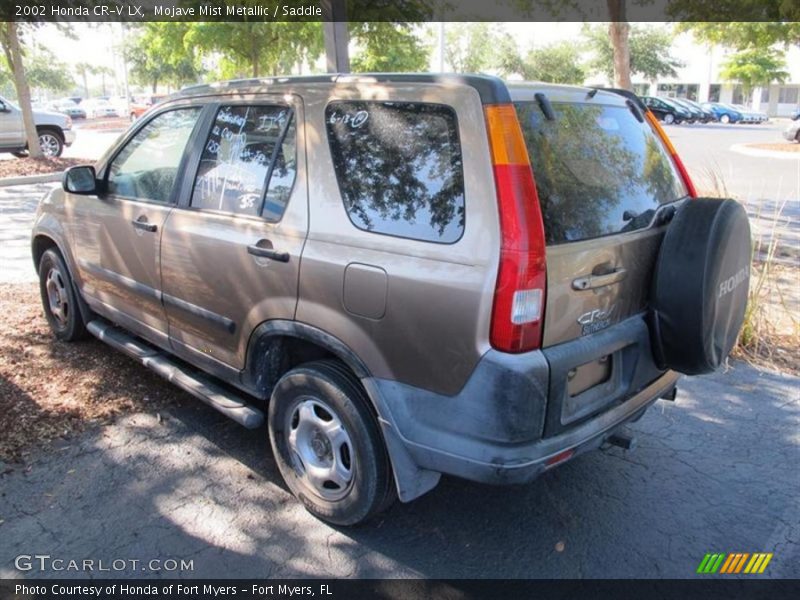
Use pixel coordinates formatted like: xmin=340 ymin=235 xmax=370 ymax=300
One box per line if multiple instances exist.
xmin=515 ymin=101 xmax=688 ymax=245
xmin=108 ymin=108 xmax=200 ymax=203
xmin=191 ymin=105 xmax=296 ymax=220
xmin=325 ymin=101 xmax=465 ymax=244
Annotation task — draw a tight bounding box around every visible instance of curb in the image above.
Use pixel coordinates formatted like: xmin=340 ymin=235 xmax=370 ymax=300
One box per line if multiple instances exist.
xmin=730 ymin=143 xmax=800 ymax=160
xmin=0 ymin=172 xmax=63 ymax=187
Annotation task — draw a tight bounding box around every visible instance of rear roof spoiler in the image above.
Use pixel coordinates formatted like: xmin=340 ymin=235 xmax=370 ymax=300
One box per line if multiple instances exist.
xmin=594 ymin=87 xmax=648 ymax=112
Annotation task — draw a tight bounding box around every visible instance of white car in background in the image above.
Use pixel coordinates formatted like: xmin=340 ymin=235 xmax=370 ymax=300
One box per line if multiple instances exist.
xmin=81 ymin=99 xmax=119 ymax=119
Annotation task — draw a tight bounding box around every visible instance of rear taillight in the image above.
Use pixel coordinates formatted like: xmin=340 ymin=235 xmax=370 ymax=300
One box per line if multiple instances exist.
xmin=645 ymin=110 xmax=697 ymax=198
xmin=485 ymin=104 xmax=547 ymax=353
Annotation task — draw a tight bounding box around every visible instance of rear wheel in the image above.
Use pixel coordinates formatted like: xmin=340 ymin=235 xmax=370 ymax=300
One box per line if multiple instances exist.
xmin=38 ymin=249 xmax=87 ymax=341
xmin=268 ymin=360 xmax=396 ymax=526
xmin=663 ymin=113 xmax=675 ymax=125
xmin=720 ymin=114 xmax=731 ymax=124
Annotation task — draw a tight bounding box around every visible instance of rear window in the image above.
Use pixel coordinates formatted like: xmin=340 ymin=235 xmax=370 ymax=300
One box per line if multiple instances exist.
xmin=515 ymin=101 xmax=688 ymax=245
xmin=325 ymin=101 xmax=465 ymax=244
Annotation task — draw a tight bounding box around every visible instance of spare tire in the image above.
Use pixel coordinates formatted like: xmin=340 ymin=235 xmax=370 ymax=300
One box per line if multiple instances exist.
xmin=651 ymin=198 xmax=751 ymax=375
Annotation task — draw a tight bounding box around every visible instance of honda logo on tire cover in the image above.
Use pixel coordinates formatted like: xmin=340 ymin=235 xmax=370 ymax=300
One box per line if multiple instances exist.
xmin=718 ymin=266 xmax=749 ymax=299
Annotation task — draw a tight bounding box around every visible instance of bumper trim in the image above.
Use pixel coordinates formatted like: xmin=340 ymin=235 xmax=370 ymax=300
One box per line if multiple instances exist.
xmin=375 ymin=368 xmax=679 ymax=488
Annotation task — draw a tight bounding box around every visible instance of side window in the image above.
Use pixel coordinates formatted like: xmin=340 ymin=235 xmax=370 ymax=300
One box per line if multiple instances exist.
xmin=108 ymin=108 xmax=201 ymax=203
xmin=191 ymin=105 xmax=296 ymax=220
xmin=325 ymin=101 xmax=465 ymax=244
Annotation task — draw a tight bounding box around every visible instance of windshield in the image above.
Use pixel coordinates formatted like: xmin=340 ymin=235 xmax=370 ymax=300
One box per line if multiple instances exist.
xmin=515 ymin=100 xmax=689 ymax=245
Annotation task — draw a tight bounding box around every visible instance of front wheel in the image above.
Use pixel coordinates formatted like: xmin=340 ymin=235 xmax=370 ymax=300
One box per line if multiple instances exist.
xmin=268 ymin=360 xmax=396 ymax=526
xmin=38 ymin=249 xmax=87 ymax=341
xmin=663 ymin=113 xmax=675 ymax=125
xmin=37 ymin=129 xmax=64 ymax=158
xmin=720 ymin=114 xmax=731 ymax=124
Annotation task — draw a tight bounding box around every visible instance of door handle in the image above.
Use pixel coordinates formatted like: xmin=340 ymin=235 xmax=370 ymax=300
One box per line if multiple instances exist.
xmin=131 ymin=217 xmax=157 ymax=233
xmin=247 ymin=244 xmax=290 ymax=263
xmin=572 ymin=268 xmax=627 ymax=290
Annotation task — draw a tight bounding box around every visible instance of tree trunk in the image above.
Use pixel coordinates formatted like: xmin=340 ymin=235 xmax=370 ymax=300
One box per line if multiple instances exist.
xmin=2 ymin=23 xmax=42 ymax=158
xmin=322 ymin=0 xmax=350 ymax=73
xmin=607 ymin=0 xmax=632 ymax=90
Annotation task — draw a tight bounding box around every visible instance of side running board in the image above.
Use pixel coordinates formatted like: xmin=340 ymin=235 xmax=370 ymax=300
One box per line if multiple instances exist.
xmin=86 ymin=320 xmax=265 ymax=429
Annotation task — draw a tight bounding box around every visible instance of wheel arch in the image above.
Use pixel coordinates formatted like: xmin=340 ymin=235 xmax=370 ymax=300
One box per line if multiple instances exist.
xmin=244 ymin=320 xmax=441 ymax=503
xmin=31 ymin=232 xmax=92 ymax=325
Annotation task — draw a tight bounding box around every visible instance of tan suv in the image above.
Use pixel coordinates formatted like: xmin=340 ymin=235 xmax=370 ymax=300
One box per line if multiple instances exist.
xmin=31 ymin=75 xmax=751 ymax=525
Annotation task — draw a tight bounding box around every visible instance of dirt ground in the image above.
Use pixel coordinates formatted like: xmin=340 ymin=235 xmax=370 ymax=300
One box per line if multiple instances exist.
xmin=0 ymin=157 xmax=91 ymax=179
xmin=0 ymin=283 xmax=183 ymax=464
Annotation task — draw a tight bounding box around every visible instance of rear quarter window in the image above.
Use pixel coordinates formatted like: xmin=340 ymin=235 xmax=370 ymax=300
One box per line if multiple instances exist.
xmin=515 ymin=101 xmax=688 ymax=244
xmin=325 ymin=101 xmax=465 ymax=244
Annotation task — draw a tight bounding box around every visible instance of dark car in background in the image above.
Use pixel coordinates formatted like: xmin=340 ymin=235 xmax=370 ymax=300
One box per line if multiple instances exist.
xmin=642 ymin=96 xmax=692 ymax=124
xmin=673 ymin=98 xmax=716 ymax=123
xmin=49 ymin=99 xmax=87 ymax=120
xmin=668 ymin=98 xmax=706 ymax=123
xmin=702 ymin=102 xmax=743 ymax=124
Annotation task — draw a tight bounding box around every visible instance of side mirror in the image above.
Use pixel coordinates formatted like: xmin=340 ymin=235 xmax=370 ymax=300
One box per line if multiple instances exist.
xmin=63 ymin=165 xmax=98 ymax=195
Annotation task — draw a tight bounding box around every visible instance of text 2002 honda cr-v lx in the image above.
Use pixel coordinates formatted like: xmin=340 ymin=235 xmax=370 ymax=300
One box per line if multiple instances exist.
xmin=31 ymin=74 xmax=751 ymax=525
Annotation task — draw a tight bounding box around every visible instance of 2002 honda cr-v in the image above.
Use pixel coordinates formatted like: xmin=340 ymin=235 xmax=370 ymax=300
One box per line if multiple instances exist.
xmin=31 ymin=74 xmax=751 ymax=525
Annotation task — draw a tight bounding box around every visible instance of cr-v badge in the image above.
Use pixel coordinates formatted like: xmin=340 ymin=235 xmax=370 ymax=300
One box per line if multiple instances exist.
xmin=578 ymin=304 xmax=617 ymax=336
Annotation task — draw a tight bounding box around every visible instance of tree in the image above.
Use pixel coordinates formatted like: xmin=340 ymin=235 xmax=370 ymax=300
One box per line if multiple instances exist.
xmin=350 ymin=23 xmax=430 ymax=73
xmin=74 ymin=62 xmax=94 ymax=98
xmin=678 ymin=22 xmax=800 ymax=50
xmin=499 ymin=40 xmax=586 ymax=84
xmin=11 ymin=45 xmax=73 ymax=94
xmin=0 ymin=22 xmax=42 ymax=157
xmin=720 ymin=47 xmax=789 ymax=97
xmin=127 ymin=23 xmax=201 ymax=92
xmin=444 ymin=23 xmax=500 ymax=73
xmin=583 ymin=23 xmax=683 ymax=84
xmin=186 ymin=22 xmax=322 ymax=78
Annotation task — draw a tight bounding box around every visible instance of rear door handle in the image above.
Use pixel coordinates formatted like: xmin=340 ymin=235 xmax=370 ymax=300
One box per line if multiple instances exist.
xmin=131 ymin=218 xmax=157 ymax=233
xmin=247 ymin=244 xmax=290 ymax=263
xmin=572 ymin=268 xmax=627 ymax=290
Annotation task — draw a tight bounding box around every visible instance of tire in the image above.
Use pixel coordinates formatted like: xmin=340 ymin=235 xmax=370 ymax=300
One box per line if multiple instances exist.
xmin=663 ymin=113 xmax=675 ymax=125
xmin=37 ymin=128 xmax=64 ymax=158
xmin=650 ymin=198 xmax=751 ymax=375
xmin=720 ymin=114 xmax=730 ymax=124
xmin=38 ymin=248 xmax=88 ymax=342
xmin=795 ymin=130 xmax=800 ymax=143
xmin=268 ymin=360 xmax=396 ymax=526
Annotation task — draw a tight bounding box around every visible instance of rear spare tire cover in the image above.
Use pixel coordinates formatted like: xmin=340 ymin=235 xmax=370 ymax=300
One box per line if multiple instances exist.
xmin=651 ymin=198 xmax=751 ymax=375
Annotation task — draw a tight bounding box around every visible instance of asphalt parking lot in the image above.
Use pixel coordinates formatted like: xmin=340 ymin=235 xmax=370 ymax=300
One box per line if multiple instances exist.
xmin=0 ymin=121 xmax=798 ymax=580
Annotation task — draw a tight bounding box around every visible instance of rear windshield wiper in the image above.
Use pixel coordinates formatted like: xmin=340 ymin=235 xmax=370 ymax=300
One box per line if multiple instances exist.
xmin=535 ymin=92 xmax=556 ymax=121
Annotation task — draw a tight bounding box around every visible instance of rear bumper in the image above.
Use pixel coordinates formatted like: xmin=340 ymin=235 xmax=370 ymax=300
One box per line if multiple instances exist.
xmin=368 ymin=314 xmax=678 ymax=497
xmin=385 ymin=370 xmax=677 ymax=486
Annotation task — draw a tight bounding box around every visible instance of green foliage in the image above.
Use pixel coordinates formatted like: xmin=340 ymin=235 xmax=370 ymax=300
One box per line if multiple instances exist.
xmin=126 ymin=23 xmax=201 ymax=92
xmin=444 ymin=23 xmax=500 ymax=73
xmin=186 ymin=21 xmax=323 ymax=79
xmin=350 ymin=23 xmax=430 ymax=73
xmin=719 ymin=47 xmax=789 ymax=94
xmin=498 ymin=40 xmax=585 ymax=84
xmin=583 ymin=24 xmax=683 ymax=82
xmin=23 ymin=45 xmax=74 ymax=92
xmin=678 ymin=22 xmax=800 ymax=50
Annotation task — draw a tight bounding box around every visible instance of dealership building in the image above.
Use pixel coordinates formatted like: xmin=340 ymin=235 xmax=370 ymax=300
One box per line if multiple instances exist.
xmin=627 ymin=32 xmax=800 ymax=117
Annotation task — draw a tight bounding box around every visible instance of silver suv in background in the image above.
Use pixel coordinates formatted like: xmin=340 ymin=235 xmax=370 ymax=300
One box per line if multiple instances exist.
xmin=0 ymin=94 xmax=75 ymax=157
xmin=31 ymin=75 xmax=751 ymax=525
